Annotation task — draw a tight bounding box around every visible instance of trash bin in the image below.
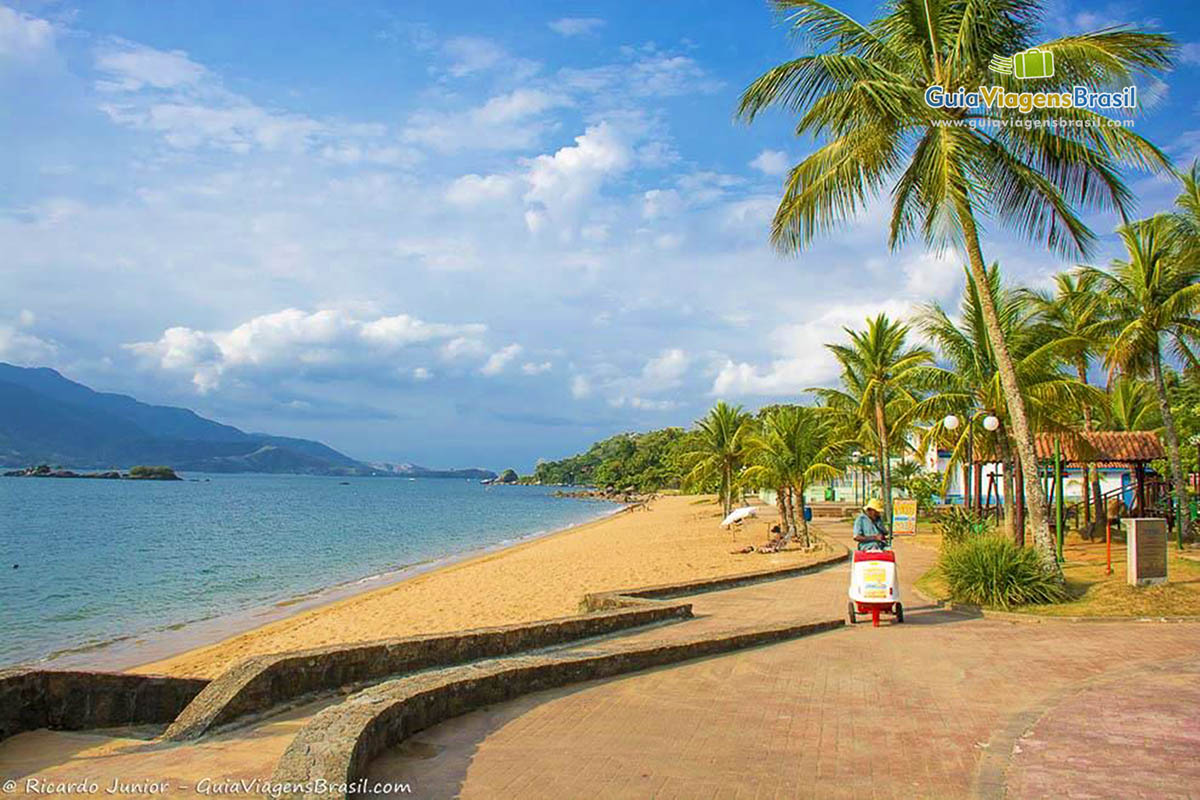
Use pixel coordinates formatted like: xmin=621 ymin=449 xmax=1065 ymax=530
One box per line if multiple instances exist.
xmin=804 ymin=506 xmax=813 ymax=523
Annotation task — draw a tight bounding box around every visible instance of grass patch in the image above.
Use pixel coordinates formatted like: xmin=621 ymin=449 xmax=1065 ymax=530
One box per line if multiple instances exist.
xmin=918 ymin=522 xmax=1200 ymax=616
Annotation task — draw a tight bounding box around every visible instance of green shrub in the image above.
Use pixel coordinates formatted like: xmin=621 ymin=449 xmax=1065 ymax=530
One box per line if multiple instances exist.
xmin=129 ymin=465 xmax=179 ymax=479
xmin=938 ymin=507 xmax=992 ymax=546
xmin=939 ymin=535 xmax=1067 ymax=609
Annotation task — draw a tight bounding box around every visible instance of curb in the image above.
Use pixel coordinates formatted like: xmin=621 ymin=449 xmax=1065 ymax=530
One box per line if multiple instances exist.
xmin=582 ymin=542 xmax=849 ymax=610
xmin=910 ymin=584 xmax=1200 ymax=624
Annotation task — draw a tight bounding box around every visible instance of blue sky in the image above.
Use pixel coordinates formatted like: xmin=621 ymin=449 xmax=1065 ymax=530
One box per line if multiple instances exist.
xmin=3 ymin=1 xmax=1200 ymax=471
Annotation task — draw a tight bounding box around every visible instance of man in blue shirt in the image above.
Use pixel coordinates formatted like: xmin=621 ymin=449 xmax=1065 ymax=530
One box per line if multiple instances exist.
xmin=853 ymin=498 xmax=890 ymax=551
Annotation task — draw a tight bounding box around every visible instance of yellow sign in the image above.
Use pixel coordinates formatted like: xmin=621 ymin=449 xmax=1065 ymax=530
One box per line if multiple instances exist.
xmin=893 ymin=498 xmax=918 ymax=536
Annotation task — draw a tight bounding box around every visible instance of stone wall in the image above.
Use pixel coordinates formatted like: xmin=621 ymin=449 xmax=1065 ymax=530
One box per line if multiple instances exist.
xmin=0 ymin=668 xmax=208 ymax=742
xmin=270 ymin=619 xmax=844 ymax=800
xmin=164 ymin=600 xmax=692 ymax=741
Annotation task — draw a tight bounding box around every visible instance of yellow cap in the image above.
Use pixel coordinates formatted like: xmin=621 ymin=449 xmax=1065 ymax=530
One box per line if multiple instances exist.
xmin=864 ymin=498 xmax=885 ymax=513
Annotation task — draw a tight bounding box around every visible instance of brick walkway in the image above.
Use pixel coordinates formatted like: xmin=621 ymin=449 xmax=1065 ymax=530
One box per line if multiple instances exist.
xmin=369 ymin=526 xmax=1200 ymax=799
xmin=3 ymin=526 xmax=1197 ymax=799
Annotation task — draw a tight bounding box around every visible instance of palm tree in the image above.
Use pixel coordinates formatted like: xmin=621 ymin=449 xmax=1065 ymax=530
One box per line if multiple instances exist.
xmin=1102 ymin=376 xmax=1162 ymax=433
xmin=1081 ymin=217 xmax=1200 ymax=546
xmin=745 ymin=405 xmax=845 ymax=547
xmin=1023 ymin=272 xmax=1108 ymax=535
xmin=914 ymin=265 xmax=1098 ymax=545
xmin=739 ymin=0 xmax=1174 ymax=571
xmin=816 ymin=314 xmax=934 ymax=525
xmin=682 ymin=401 xmax=754 ymax=517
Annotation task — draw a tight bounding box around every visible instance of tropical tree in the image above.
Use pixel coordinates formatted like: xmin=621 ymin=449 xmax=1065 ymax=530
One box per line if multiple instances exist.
xmin=1081 ymin=216 xmax=1200 ymax=546
xmin=913 ymin=265 xmax=1098 ymax=545
xmin=1023 ymin=271 xmax=1108 ymax=534
xmin=745 ymin=405 xmax=846 ymax=546
xmin=681 ymin=401 xmax=754 ymax=517
xmin=738 ymin=0 xmax=1174 ymax=571
xmin=1102 ymin=376 xmax=1162 ymax=433
xmin=815 ymin=314 xmax=934 ymax=525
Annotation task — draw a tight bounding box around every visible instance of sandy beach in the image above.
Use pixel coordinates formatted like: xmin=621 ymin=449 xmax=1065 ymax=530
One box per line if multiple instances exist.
xmin=132 ymin=495 xmax=830 ymax=679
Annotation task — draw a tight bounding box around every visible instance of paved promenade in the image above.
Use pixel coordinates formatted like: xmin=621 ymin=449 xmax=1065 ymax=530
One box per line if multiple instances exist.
xmin=2 ymin=524 xmax=1197 ymax=799
xmin=369 ymin=526 xmax=1200 ymax=799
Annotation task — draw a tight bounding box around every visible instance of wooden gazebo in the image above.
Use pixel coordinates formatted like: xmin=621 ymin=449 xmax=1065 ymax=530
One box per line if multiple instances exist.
xmin=967 ymin=430 xmax=1166 ymax=543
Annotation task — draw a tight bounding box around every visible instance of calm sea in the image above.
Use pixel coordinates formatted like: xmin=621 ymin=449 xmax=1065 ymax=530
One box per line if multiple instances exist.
xmin=0 ymin=474 xmax=615 ymax=669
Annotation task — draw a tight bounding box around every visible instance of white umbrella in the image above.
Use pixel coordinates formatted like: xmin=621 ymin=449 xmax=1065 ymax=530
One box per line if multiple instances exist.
xmin=721 ymin=506 xmax=758 ymax=527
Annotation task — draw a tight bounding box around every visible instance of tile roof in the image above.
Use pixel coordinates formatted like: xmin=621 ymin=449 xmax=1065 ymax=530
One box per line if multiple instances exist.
xmin=971 ymin=431 xmax=1165 ymax=463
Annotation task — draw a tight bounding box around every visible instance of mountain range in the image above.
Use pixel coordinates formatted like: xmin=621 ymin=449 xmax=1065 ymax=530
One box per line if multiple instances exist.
xmin=0 ymin=363 xmax=495 ymax=478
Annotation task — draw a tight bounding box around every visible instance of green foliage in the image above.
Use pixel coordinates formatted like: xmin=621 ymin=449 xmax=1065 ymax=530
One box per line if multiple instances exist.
xmin=532 ymin=428 xmax=693 ymax=492
xmin=939 ymin=535 xmax=1068 ymax=609
xmin=128 ymin=465 xmax=178 ymax=479
xmin=938 ymin=508 xmax=993 ymax=547
xmin=679 ymin=402 xmax=755 ymax=515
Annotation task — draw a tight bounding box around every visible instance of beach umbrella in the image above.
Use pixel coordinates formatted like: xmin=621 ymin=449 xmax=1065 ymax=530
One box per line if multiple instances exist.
xmin=721 ymin=506 xmax=757 ymax=527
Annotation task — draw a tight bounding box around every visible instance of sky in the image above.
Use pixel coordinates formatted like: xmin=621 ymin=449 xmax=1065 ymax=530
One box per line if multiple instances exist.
xmin=3 ymin=1 xmax=1200 ymax=471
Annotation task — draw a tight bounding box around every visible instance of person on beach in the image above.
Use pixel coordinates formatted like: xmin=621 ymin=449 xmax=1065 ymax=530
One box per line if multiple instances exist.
xmin=853 ymin=498 xmax=890 ymax=551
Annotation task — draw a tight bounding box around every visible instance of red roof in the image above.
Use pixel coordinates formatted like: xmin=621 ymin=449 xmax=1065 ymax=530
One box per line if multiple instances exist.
xmin=972 ymin=431 xmax=1164 ymax=464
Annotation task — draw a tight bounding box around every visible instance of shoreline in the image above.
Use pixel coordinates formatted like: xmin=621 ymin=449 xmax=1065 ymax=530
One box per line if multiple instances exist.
xmin=67 ymin=494 xmax=819 ymax=680
xmin=29 ymin=502 xmax=628 ymax=675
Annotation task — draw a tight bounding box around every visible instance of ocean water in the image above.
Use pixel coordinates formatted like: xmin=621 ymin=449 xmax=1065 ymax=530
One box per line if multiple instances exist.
xmin=0 ymin=474 xmax=615 ymax=669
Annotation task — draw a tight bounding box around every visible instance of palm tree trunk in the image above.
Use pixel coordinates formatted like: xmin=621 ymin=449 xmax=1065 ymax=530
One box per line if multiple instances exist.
xmin=776 ymin=485 xmax=788 ymax=534
xmin=1150 ymin=353 xmax=1190 ymax=547
xmin=1001 ymin=439 xmax=1015 ymax=538
xmin=954 ymin=200 xmax=1058 ymax=574
xmin=1076 ymin=360 xmax=1102 ymax=540
xmin=721 ymin=465 xmax=732 ymax=518
xmin=788 ymin=487 xmax=801 ymax=541
xmin=874 ymin=398 xmax=893 ymax=525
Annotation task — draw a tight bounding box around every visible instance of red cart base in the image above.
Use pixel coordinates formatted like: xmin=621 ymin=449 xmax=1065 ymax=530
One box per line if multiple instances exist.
xmin=848 ymin=600 xmax=903 ymax=627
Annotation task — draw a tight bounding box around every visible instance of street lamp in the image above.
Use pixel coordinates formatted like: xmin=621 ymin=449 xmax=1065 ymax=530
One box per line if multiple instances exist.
xmin=851 ymin=450 xmax=861 ymax=505
xmin=944 ymin=412 xmax=997 ymax=509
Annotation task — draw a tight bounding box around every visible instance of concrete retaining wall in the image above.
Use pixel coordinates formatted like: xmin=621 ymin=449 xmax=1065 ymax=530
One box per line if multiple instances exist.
xmin=270 ymin=619 xmax=843 ymax=800
xmin=582 ymin=546 xmax=848 ymax=610
xmin=164 ymin=600 xmax=692 ymax=741
xmin=0 ymin=668 xmax=208 ymax=742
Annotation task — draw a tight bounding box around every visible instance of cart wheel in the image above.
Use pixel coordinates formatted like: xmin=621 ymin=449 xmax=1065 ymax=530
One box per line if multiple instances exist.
xmin=894 ymin=602 xmax=904 ymax=624
xmin=847 ymin=600 xmax=857 ymax=625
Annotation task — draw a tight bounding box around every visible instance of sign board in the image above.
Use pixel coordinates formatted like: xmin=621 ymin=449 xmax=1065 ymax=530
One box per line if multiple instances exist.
xmin=1127 ymin=518 xmax=1168 ymax=586
xmin=892 ymin=498 xmax=918 ymax=536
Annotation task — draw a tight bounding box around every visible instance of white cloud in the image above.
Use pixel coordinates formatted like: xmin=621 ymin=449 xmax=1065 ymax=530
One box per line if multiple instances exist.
xmin=749 ymin=149 xmax=789 ymax=177
xmin=642 ymin=188 xmax=682 ymax=220
xmin=441 ymin=36 xmax=539 ymax=80
xmin=711 ymin=301 xmax=913 ymax=397
xmin=94 ymin=41 xmax=207 ymax=91
xmin=522 ymin=120 xmax=634 ymax=237
xmin=403 ymin=88 xmax=568 ymax=153
xmin=901 ymin=251 xmax=964 ymax=304
xmin=412 ymin=366 xmax=432 ymax=381
xmin=521 ymin=361 xmax=552 ymax=375
xmin=445 ymin=173 xmax=520 ymax=206
xmin=559 ymin=46 xmax=722 ymax=98
xmin=481 ymin=343 xmax=522 ymax=376
xmin=0 ymin=312 xmax=57 ymax=365
xmin=570 ymin=375 xmax=592 ymax=399
xmin=548 ymin=17 xmax=605 ymax=37
xmin=93 ymin=41 xmax=409 ymax=160
xmin=0 ymin=6 xmax=55 ymax=60
xmin=1181 ymin=42 xmax=1200 ymax=65
xmin=126 ymin=308 xmax=490 ymax=392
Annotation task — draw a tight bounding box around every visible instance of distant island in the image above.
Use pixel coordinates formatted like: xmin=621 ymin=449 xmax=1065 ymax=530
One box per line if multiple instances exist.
xmin=4 ymin=464 xmax=182 ymax=480
xmin=0 ymin=363 xmax=496 ymax=479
